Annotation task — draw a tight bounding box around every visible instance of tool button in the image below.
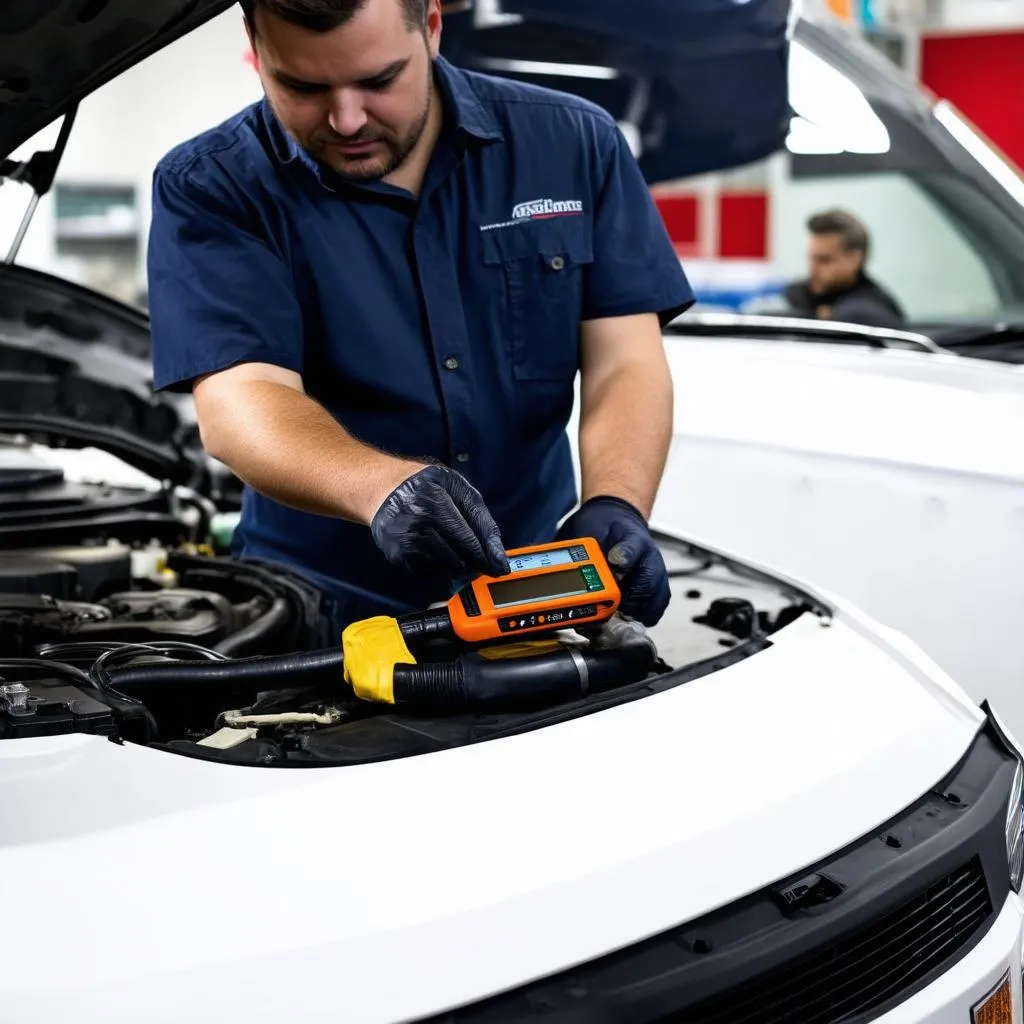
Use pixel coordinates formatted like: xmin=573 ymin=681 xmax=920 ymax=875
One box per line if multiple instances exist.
xmin=549 ymin=256 xmax=565 ymax=271
xmin=455 ymin=452 xmax=470 ymax=463
xmin=443 ymin=357 xmax=460 ymax=371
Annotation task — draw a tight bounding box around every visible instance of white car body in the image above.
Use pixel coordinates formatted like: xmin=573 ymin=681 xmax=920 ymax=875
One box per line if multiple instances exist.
xmin=648 ymin=322 xmax=1024 ymax=732
xmin=3 ymin=3 xmax=1024 ymax=1021
xmin=1 ymin=561 xmax=1023 ymax=1022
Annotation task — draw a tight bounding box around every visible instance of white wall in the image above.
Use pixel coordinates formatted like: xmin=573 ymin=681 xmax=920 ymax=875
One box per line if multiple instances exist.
xmin=0 ymin=9 xmax=262 ymax=295
xmin=929 ymin=0 xmax=1024 ymax=30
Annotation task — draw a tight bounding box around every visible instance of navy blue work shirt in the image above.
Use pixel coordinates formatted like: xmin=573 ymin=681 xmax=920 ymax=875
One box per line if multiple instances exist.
xmin=148 ymin=56 xmax=694 ymax=622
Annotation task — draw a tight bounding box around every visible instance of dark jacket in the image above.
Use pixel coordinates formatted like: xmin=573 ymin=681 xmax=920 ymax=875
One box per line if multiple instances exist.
xmin=784 ymin=273 xmax=906 ymax=329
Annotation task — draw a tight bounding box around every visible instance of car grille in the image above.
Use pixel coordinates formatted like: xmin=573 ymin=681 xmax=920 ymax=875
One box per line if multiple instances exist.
xmin=423 ymin=730 xmax=1015 ymax=1024
xmin=673 ymin=857 xmax=991 ymax=1024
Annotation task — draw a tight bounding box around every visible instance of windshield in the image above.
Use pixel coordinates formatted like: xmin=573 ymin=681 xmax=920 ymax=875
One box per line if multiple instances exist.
xmin=774 ymin=167 xmax=1024 ymax=323
xmin=768 ymin=22 xmax=1024 ymax=328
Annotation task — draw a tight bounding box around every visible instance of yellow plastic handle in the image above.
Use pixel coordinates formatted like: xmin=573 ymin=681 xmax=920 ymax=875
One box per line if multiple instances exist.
xmin=342 ymin=616 xmax=417 ymax=704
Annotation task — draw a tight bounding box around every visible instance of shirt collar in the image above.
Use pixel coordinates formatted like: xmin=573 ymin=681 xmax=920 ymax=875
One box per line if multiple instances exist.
xmin=263 ymin=53 xmax=502 ymax=171
xmin=433 ymin=55 xmax=503 ymax=144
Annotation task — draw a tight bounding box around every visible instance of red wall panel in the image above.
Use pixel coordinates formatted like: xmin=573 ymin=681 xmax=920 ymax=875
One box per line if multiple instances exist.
xmin=653 ymin=194 xmax=700 ymax=255
xmin=717 ymin=192 xmax=769 ymax=259
xmin=921 ymin=32 xmax=1024 ymax=171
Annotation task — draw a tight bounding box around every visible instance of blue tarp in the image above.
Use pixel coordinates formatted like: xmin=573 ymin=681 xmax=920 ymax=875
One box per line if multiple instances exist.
xmin=441 ymin=0 xmax=791 ymax=181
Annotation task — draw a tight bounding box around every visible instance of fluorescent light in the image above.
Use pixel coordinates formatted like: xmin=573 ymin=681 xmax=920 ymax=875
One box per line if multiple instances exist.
xmin=787 ymin=39 xmax=891 ymax=154
xmin=786 ymin=115 xmax=844 ymax=155
xmin=477 ymin=57 xmax=619 ymax=80
xmin=474 ymin=0 xmax=522 ymax=26
xmin=934 ymin=100 xmax=1024 ymax=209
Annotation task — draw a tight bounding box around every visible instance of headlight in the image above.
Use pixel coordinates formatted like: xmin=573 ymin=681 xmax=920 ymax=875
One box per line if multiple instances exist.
xmin=1005 ymin=761 xmax=1024 ymax=891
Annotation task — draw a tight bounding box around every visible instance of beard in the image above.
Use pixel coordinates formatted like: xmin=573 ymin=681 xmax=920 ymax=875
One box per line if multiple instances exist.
xmin=305 ymin=77 xmax=433 ymax=183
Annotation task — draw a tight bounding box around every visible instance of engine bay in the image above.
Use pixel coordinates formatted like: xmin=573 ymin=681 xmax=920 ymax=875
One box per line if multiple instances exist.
xmin=0 ymin=443 xmax=826 ymax=767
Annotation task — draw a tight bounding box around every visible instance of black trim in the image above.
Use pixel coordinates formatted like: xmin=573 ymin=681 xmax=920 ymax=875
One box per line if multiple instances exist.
xmin=458 ymin=584 xmax=481 ymax=618
xmin=420 ymin=725 xmax=1015 ymax=1023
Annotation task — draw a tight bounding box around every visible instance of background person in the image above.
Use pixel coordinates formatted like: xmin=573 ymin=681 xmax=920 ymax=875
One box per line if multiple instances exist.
xmin=784 ymin=209 xmax=905 ymax=329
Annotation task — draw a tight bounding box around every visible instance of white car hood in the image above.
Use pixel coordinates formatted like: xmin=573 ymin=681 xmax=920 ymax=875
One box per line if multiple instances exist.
xmin=663 ymin=338 xmax=1024 ymax=482
xmin=0 ymin=609 xmax=984 ymax=1023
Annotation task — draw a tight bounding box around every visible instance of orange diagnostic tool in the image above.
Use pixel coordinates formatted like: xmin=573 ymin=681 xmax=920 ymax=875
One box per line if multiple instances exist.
xmin=447 ymin=537 xmax=620 ymax=644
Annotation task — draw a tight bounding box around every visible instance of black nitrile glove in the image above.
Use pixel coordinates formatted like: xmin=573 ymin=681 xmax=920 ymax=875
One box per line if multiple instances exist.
xmin=556 ymin=496 xmax=670 ymax=627
xmin=371 ymin=465 xmax=510 ymax=578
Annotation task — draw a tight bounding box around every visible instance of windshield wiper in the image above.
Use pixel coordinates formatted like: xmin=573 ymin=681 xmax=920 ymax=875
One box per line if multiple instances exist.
xmin=934 ymin=323 xmax=1024 ymax=364
xmin=666 ymin=313 xmax=943 ymax=353
xmin=0 ymin=105 xmax=78 ymax=264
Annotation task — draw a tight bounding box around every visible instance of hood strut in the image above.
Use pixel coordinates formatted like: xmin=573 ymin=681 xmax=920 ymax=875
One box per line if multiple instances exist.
xmin=0 ymin=104 xmax=78 ymax=265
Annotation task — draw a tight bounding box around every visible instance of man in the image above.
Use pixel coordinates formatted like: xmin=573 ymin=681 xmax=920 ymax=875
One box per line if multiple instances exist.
xmin=147 ymin=0 xmax=693 ymax=636
xmin=784 ymin=209 xmax=905 ymax=329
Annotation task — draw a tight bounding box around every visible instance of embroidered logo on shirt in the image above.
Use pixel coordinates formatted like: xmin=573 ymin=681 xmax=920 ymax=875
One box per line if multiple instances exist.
xmin=481 ymin=198 xmax=584 ymax=232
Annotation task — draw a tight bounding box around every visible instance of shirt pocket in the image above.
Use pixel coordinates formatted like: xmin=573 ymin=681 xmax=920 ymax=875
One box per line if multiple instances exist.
xmin=481 ymin=218 xmax=594 ymax=382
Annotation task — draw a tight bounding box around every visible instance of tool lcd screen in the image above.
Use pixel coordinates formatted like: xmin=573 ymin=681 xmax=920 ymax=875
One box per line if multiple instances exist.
xmin=508 ymin=547 xmax=574 ymax=573
xmin=488 ymin=567 xmax=590 ymax=608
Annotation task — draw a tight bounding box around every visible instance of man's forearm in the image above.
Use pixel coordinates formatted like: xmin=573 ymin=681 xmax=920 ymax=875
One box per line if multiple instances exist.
xmin=577 ymin=359 xmax=673 ymax=520
xmin=199 ymin=379 xmax=422 ymax=524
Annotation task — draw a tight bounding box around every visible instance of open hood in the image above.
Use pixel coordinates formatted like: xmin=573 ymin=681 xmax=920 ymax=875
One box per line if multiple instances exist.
xmin=0 ymin=1 xmax=790 ymax=181
xmin=0 ymin=1 xmax=233 ymax=164
xmin=0 ymin=262 xmax=205 ymax=487
xmin=441 ymin=0 xmax=792 ymax=179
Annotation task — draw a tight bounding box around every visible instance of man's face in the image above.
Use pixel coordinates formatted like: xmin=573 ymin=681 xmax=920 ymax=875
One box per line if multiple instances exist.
xmin=807 ymin=231 xmax=863 ymax=295
xmin=250 ymin=0 xmax=441 ymax=181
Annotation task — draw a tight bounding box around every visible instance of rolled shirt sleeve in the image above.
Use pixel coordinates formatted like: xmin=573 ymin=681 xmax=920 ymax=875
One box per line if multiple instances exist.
xmin=147 ymin=160 xmax=305 ymax=393
xmin=582 ymin=122 xmax=696 ymax=326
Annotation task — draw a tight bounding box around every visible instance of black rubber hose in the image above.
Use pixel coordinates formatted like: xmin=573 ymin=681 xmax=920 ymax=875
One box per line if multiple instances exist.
xmin=392 ymin=644 xmax=655 ymax=710
xmin=214 ymin=598 xmax=291 ymax=658
xmin=107 ymin=648 xmax=342 ymax=694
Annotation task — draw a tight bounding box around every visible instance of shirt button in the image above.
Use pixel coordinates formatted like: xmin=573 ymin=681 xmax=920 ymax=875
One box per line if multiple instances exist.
xmin=443 ymin=356 xmax=460 ymax=371
xmin=455 ymin=452 xmax=470 ymax=463
xmin=549 ymin=255 xmax=565 ymax=271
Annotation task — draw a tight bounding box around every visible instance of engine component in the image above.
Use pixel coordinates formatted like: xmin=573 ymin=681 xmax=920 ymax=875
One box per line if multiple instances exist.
xmin=93 ymin=589 xmax=239 ymax=646
xmin=0 ymin=555 xmax=78 ymax=599
xmin=0 ymin=677 xmax=115 ymax=739
xmin=0 ymin=552 xmax=325 ymax=658
xmin=0 ymin=544 xmax=132 ymax=603
xmin=694 ymin=597 xmax=762 ymax=639
xmin=0 ymin=447 xmax=193 ymax=549
xmin=26 ymin=544 xmax=132 ymax=600
xmin=0 ymin=595 xmax=111 ymax=655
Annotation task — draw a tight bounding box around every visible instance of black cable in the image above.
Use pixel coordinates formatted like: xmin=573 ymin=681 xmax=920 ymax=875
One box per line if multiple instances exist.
xmin=106 ymin=647 xmax=342 ymax=693
xmin=214 ymin=598 xmax=291 ymax=657
xmin=0 ymin=658 xmax=93 ymax=688
xmin=91 ymin=643 xmax=231 ymax=743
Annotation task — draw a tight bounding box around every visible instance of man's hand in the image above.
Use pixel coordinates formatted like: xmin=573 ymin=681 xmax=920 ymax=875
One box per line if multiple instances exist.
xmin=557 ymin=496 xmax=670 ymax=627
xmin=194 ymin=363 xmax=509 ymax=579
xmin=370 ymin=465 xmax=510 ymax=578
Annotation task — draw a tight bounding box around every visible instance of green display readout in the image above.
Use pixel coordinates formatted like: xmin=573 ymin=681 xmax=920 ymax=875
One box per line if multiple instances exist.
xmin=488 ymin=564 xmax=604 ymax=608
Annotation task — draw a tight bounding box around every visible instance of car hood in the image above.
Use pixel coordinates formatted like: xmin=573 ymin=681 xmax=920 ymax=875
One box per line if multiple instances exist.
xmin=442 ymin=0 xmax=791 ymax=179
xmin=0 ymin=605 xmax=984 ymax=1022
xmin=0 ymin=263 xmax=203 ymax=484
xmin=0 ymin=0 xmax=233 ymax=160
xmin=2 ymin=0 xmax=790 ymax=179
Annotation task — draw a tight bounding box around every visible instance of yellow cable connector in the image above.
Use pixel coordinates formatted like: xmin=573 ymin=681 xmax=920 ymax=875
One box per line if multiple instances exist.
xmin=342 ymin=616 xmax=417 ymax=704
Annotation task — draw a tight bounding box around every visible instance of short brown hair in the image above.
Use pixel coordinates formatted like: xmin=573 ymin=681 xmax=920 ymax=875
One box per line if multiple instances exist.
xmin=807 ymin=209 xmax=870 ymax=259
xmin=240 ymin=0 xmax=427 ymax=34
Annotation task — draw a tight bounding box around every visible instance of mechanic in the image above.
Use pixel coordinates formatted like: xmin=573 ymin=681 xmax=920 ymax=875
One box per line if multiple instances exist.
xmin=147 ymin=0 xmax=694 ymax=638
xmin=784 ymin=209 xmax=905 ymax=329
